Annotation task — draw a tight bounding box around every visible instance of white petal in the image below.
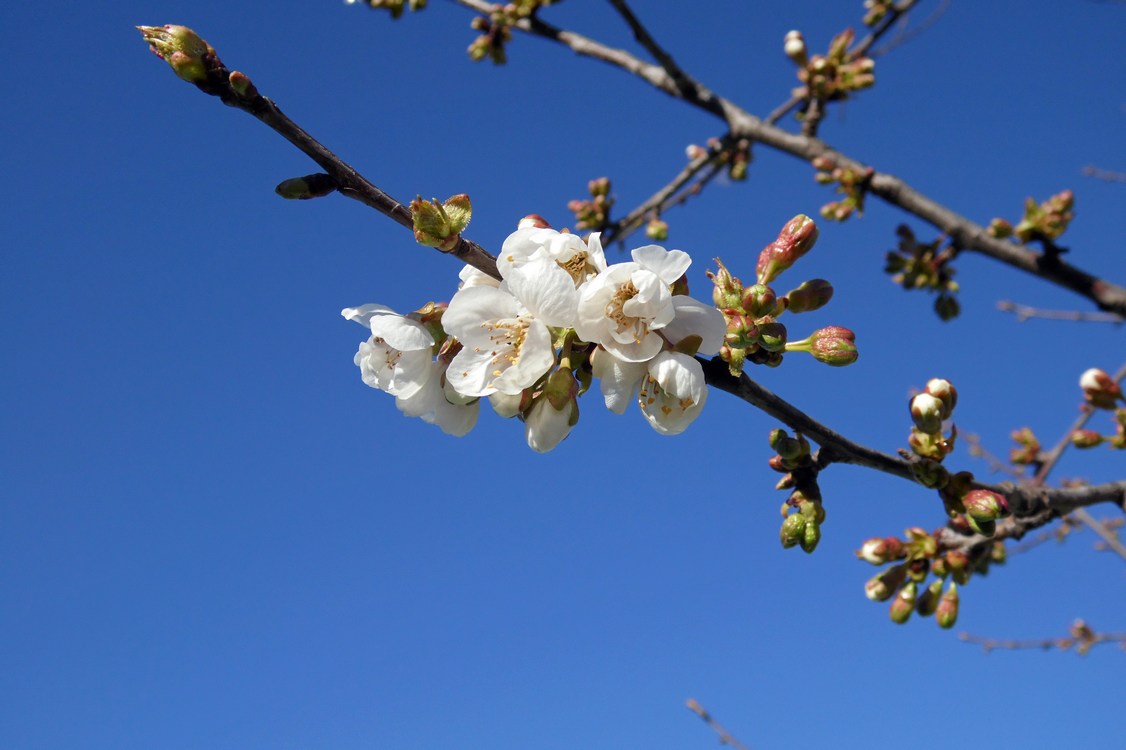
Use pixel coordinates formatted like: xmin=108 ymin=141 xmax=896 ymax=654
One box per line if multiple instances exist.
xmin=592 ymin=347 xmax=648 ymax=414
xmin=341 ymin=303 xmax=397 ymax=328
xmin=631 ymin=245 xmax=692 ymax=285
xmin=505 ymin=256 xmax=579 ymax=328
xmin=443 ymin=286 xmax=523 ymax=343
xmin=490 ymin=319 xmax=555 ymax=395
xmin=369 ymin=314 xmax=434 ymax=352
xmin=524 ymin=398 xmax=576 ymax=453
xmin=662 ymin=296 xmax=727 ymax=355
xmin=459 ymin=264 xmax=501 ymax=289
xmin=640 ymin=352 xmax=708 ymax=435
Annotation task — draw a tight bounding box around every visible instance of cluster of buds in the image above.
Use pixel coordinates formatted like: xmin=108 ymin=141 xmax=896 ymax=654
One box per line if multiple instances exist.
xmin=1072 ymin=368 xmax=1126 ymax=449
xmin=884 ymin=225 xmax=960 ymax=320
xmin=988 ymin=189 xmax=1075 ymax=245
xmin=862 ymin=0 xmax=894 ymax=26
xmin=684 ymin=137 xmax=750 ymax=181
xmin=1008 ymin=426 xmax=1041 ymax=465
xmin=907 ymin=378 xmax=958 ymax=462
xmin=411 ymin=194 xmax=473 ymax=252
xmin=812 ymin=156 xmax=873 ymax=221
xmin=861 ymin=525 xmax=1007 ymax=628
xmin=467 ymin=1 xmax=558 ymax=63
xmin=345 ymin=0 xmax=427 ymax=20
xmin=567 ymin=177 xmax=614 ymax=232
xmin=935 ymin=472 xmax=1012 ymax=537
xmin=769 ymin=429 xmax=825 ymax=554
xmin=785 ymin=29 xmax=876 ymax=105
xmin=708 ymin=216 xmax=857 ymax=375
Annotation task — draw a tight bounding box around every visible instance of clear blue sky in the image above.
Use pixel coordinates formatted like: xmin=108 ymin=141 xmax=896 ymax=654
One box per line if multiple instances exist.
xmin=2 ymin=1 xmax=1124 ymax=748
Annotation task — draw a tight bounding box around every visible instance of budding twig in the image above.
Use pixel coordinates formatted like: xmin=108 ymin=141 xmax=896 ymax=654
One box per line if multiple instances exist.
xmin=959 ymin=620 xmax=1126 ymax=655
xmin=996 ymin=300 xmax=1125 ymax=324
xmin=449 ymin=0 xmax=1126 ymax=316
xmin=685 ymin=699 xmax=753 ymax=750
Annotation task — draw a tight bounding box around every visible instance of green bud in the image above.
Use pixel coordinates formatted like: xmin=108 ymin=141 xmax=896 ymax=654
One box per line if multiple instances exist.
xmin=783 ymin=278 xmax=834 ymax=313
xmin=757 ymin=321 xmax=788 ymax=352
xmin=709 ymin=259 xmax=744 ymax=310
xmin=1070 ymin=429 xmax=1103 ymax=448
xmin=275 ymin=173 xmax=338 ymax=200
xmin=889 ymin=580 xmax=917 ymax=624
xmin=137 ymin=24 xmax=215 ymax=84
xmin=742 ymin=284 xmax=777 ymax=318
xmin=800 ymin=518 xmax=821 ymax=553
xmin=935 ymin=582 xmax=959 ymax=628
xmin=964 ymin=489 xmax=1010 ymax=523
xmin=411 ymin=194 xmax=472 ymax=251
xmin=780 ymin=513 xmax=807 ymax=549
xmin=915 ymin=580 xmax=943 ymax=617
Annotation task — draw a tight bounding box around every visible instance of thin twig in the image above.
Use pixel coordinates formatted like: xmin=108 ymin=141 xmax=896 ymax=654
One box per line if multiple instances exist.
xmin=449 ymin=0 xmax=1126 ymax=316
xmin=870 ymin=0 xmax=950 ymax=58
xmin=959 ymin=620 xmax=1126 ymax=655
xmin=1071 ymin=507 xmax=1126 ymax=562
xmin=685 ymin=699 xmax=752 ymax=750
xmin=997 ymin=300 xmax=1125 ymax=324
xmin=1032 ymin=363 xmax=1126 ymax=486
xmin=1081 ymin=165 xmax=1126 ymax=183
xmin=962 ymin=432 xmax=1027 ymax=480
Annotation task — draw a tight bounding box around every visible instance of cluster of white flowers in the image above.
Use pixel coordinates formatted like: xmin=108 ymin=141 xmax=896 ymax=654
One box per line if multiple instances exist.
xmin=343 ymin=219 xmax=725 ymax=452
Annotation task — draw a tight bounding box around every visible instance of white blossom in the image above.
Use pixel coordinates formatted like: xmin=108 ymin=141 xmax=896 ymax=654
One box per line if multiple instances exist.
xmin=524 ymin=396 xmax=577 ymax=453
xmin=638 ymin=351 xmax=708 ymax=435
xmin=574 ymin=244 xmax=692 ymax=362
xmin=498 ymin=227 xmax=607 ymax=286
xmin=342 ymin=304 xmax=435 ymax=398
xmin=395 ymin=360 xmax=479 ymax=436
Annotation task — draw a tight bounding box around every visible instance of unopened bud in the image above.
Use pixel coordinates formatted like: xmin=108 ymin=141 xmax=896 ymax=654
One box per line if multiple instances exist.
xmin=742 ymin=284 xmax=777 ymax=318
xmin=275 ymin=173 xmax=338 ymax=200
xmin=807 ymin=326 xmax=858 ymax=366
xmin=889 ymin=581 xmax=917 ymax=624
xmin=137 ymin=24 xmax=215 ymax=84
xmin=784 ymin=30 xmax=807 ymax=66
xmin=935 ymin=582 xmax=959 ymax=628
xmin=709 ymin=259 xmax=744 ymax=309
xmin=856 ymin=537 xmax=903 ymax=565
xmin=924 ymin=378 xmax=957 ymax=418
xmin=411 ymin=194 xmax=472 ymax=251
xmin=1070 ymin=429 xmax=1103 ymax=448
xmin=1080 ymin=367 xmax=1122 ymax=409
xmin=865 ymin=564 xmax=906 ymax=602
xmin=964 ymin=489 xmax=1010 ymax=523
xmin=518 ymin=214 xmax=551 ymax=230
xmin=909 ymin=393 xmax=945 ymax=434
xmin=783 ymin=279 xmax=834 ymax=313
xmin=780 ymin=513 xmax=807 ymax=549
xmin=916 ymin=580 xmax=943 ymax=617
xmin=756 ymin=215 xmax=819 ymax=285
xmin=645 ymin=216 xmax=669 ymax=241
xmin=757 ymin=321 xmax=788 ymax=352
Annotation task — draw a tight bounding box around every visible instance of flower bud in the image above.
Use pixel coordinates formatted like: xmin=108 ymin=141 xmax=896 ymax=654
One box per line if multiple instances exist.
xmin=137 ymin=25 xmax=215 ymax=85
xmin=784 ymin=30 xmax=807 ymax=66
xmin=518 ymin=214 xmax=551 ymax=230
xmin=757 ymin=321 xmax=788 ymax=352
xmin=645 ymin=216 xmax=669 ymax=241
xmin=710 ymin=259 xmax=744 ymax=310
xmin=1080 ymin=367 xmax=1122 ymax=410
xmin=987 ymin=218 xmax=1013 ymax=238
xmin=865 ymin=564 xmax=906 ymax=602
xmin=964 ymin=489 xmax=1010 ymax=523
xmin=856 ymin=536 xmax=903 ymax=565
xmin=800 ymin=518 xmax=821 ymax=553
xmin=411 ymin=194 xmax=472 ymax=251
xmin=889 ymin=581 xmax=917 ymax=624
xmin=935 ymin=582 xmax=959 ymax=628
xmin=909 ymin=393 xmax=944 ymax=434
xmin=924 ymin=378 xmax=957 ymax=418
xmin=944 ymin=550 xmax=970 ymax=585
xmin=756 ymin=215 xmax=819 ymax=285
xmin=742 ymin=284 xmax=777 ymax=318
xmin=275 ymin=173 xmax=337 ymax=200
xmin=782 ymin=279 xmax=834 ymax=314
xmin=915 ymin=580 xmax=944 ymax=617
xmin=907 ymin=557 xmax=930 ymax=583
xmin=808 ymin=326 xmax=857 ymax=366
xmin=780 ymin=513 xmax=807 ymax=549
xmin=1070 ymin=429 xmax=1104 ymax=448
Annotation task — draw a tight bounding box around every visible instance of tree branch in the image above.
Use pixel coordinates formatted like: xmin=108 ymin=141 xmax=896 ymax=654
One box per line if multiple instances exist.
xmin=449 ymin=1 xmax=1126 ymax=316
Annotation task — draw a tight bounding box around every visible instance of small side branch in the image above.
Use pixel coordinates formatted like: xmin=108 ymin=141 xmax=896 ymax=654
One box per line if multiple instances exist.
xmin=685 ymin=699 xmax=752 ymax=750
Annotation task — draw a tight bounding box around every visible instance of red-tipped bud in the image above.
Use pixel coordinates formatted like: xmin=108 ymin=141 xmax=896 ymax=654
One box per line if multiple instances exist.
xmin=783 ymin=278 xmax=834 ymax=313
xmin=1080 ymin=368 xmax=1122 ymax=409
xmin=889 ymin=580 xmax=918 ymax=624
xmin=964 ymin=489 xmax=1010 ymax=523
xmin=756 ymin=215 xmax=819 ymax=285
xmin=809 ymin=326 xmax=857 ymax=366
xmin=935 ymin=582 xmax=959 ymax=628
xmin=856 ymin=537 xmax=903 ymax=565
xmin=742 ymin=284 xmax=777 ymax=318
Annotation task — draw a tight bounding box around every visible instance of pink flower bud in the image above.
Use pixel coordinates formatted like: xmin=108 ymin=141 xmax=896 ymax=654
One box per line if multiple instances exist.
xmin=741 ymin=284 xmax=777 ymax=318
xmin=865 ymin=565 xmax=906 ymax=602
xmin=964 ymin=489 xmax=1010 ymax=523
xmin=808 ymin=326 xmax=857 ymax=366
xmin=756 ymin=215 xmax=819 ymax=285
xmin=889 ymin=581 xmax=917 ymax=624
xmin=856 ymin=537 xmax=903 ymax=565
xmin=518 ymin=214 xmax=551 ymax=229
xmin=783 ymin=279 xmax=834 ymax=314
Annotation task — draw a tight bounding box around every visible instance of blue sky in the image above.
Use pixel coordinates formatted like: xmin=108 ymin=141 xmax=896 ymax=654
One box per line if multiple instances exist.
xmin=2 ymin=1 xmax=1124 ymax=748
